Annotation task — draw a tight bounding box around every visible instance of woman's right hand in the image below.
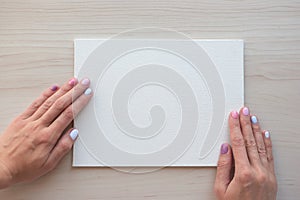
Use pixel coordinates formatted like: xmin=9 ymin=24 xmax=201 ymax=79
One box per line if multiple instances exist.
xmin=214 ymin=107 xmax=277 ymax=200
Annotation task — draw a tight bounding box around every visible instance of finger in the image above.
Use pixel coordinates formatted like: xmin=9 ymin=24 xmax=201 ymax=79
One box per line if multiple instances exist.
xmin=229 ymin=111 xmax=250 ymax=168
xmin=263 ymin=130 xmax=275 ymax=173
xmin=214 ymin=143 xmax=233 ymax=198
xmin=41 ymin=78 xmax=90 ymax=125
xmin=239 ymin=107 xmax=261 ymax=166
xmin=31 ymin=78 xmax=78 ymax=121
xmin=21 ymin=85 xmax=59 ymax=119
xmin=49 ymin=87 xmax=92 ymax=140
xmin=250 ymin=115 xmax=268 ymax=166
xmin=43 ymin=129 xmax=78 ymax=172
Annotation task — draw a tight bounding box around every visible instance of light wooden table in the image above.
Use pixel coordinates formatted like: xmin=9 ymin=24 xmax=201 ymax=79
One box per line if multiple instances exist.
xmin=0 ymin=0 xmax=299 ymax=199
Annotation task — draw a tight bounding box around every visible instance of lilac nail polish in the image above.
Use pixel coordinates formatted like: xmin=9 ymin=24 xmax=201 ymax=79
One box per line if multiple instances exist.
xmin=81 ymin=78 xmax=90 ymax=85
xmin=51 ymin=85 xmax=58 ymax=91
xmin=243 ymin=107 xmax=249 ymax=116
xmin=221 ymin=143 xmax=229 ymax=154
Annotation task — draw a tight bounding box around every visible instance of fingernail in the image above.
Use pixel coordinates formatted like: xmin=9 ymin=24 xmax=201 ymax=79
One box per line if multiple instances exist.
xmin=251 ymin=116 xmax=258 ymax=124
xmin=51 ymin=85 xmax=58 ymax=91
xmin=243 ymin=107 xmax=249 ymax=116
xmin=221 ymin=143 xmax=229 ymax=154
xmin=70 ymin=129 xmax=79 ymax=140
xmin=69 ymin=78 xmax=76 ymax=86
xmin=231 ymin=111 xmax=239 ymax=119
xmin=84 ymin=88 xmax=92 ymax=95
xmin=81 ymin=78 xmax=90 ymax=85
xmin=265 ymin=131 xmax=270 ymax=138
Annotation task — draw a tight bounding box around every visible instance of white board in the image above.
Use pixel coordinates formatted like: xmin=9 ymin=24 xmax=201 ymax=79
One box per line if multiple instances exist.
xmin=73 ymin=39 xmax=244 ymax=167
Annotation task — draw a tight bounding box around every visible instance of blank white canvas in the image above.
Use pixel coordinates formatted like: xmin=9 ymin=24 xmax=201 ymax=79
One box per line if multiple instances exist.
xmin=73 ymin=39 xmax=244 ymax=167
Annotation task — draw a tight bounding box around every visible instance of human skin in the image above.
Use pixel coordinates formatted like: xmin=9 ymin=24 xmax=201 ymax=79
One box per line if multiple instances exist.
xmin=0 ymin=77 xmax=92 ymax=188
xmin=214 ymin=107 xmax=277 ymax=200
xmin=0 ymin=78 xmax=277 ymax=199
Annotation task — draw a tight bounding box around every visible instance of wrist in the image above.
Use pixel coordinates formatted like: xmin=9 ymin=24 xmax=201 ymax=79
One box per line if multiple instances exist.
xmin=0 ymin=159 xmax=13 ymax=189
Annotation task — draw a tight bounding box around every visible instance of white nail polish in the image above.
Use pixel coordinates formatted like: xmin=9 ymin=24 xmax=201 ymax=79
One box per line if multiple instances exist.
xmin=70 ymin=129 xmax=79 ymax=140
xmin=251 ymin=116 xmax=258 ymax=124
xmin=265 ymin=131 xmax=270 ymax=138
xmin=84 ymin=88 xmax=92 ymax=95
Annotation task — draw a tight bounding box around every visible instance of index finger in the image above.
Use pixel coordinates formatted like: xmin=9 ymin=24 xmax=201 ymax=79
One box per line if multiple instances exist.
xmin=229 ymin=111 xmax=250 ymax=169
xmin=20 ymin=85 xmax=59 ymax=119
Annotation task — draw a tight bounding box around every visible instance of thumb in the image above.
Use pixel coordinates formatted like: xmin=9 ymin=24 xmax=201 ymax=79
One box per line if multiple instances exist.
xmin=214 ymin=143 xmax=233 ymax=198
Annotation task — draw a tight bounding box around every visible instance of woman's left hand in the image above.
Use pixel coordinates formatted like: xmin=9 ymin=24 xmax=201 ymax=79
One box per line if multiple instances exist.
xmin=0 ymin=77 xmax=92 ymax=188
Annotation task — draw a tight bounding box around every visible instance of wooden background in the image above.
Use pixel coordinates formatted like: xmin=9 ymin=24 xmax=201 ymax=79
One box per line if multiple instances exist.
xmin=0 ymin=0 xmax=299 ymax=199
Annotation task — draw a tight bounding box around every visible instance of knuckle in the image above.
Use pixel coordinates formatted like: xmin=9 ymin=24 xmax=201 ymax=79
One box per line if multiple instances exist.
xmin=217 ymin=159 xmax=229 ymax=169
xmin=257 ymin=173 xmax=267 ymax=184
xmin=244 ymin=138 xmax=256 ymax=147
xmin=30 ymin=121 xmax=42 ymax=132
xmin=252 ymin=123 xmax=260 ymax=129
xmin=12 ymin=116 xmax=26 ymax=128
xmin=257 ymin=145 xmax=267 ymax=154
xmin=268 ymin=154 xmax=274 ymax=162
xmin=31 ymin=100 xmax=41 ymax=110
xmin=259 ymin=151 xmax=267 ymax=158
xmin=59 ymin=140 xmax=72 ymax=152
xmin=62 ymin=108 xmax=74 ymax=120
xmin=230 ymin=122 xmax=240 ymax=130
xmin=73 ymin=85 xmax=81 ymax=93
xmin=44 ymin=161 xmax=56 ymax=172
xmin=39 ymin=134 xmax=50 ymax=144
xmin=240 ymin=119 xmax=251 ymax=127
xmin=238 ymin=169 xmax=253 ymax=183
xmin=232 ymin=136 xmax=245 ymax=147
xmin=34 ymin=132 xmax=51 ymax=145
xmin=253 ymin=130 xmax=262 ymax=138
xmin=61 ymin=85 xmax=71 ymax=93
xmin=42 ymin=99 xmax=54 ymax=111
xmin=266 ymin=142 xmax=273 ymax=149
xmin=42 ymin=91 xmax=51 ymax=99
xmin=54 ymin=99 xmax=66 ymax=110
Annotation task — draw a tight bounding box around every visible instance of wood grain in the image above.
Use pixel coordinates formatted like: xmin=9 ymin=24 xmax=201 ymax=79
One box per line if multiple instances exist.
xmin=0 ymin=0 xmax=300 ymax=199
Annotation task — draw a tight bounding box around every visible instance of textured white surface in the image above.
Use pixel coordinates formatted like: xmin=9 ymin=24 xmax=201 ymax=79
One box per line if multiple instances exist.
xmin=73 ymin=39 xmax=244 ymax=167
